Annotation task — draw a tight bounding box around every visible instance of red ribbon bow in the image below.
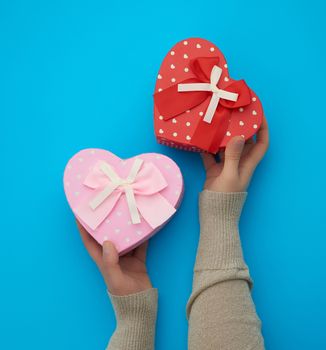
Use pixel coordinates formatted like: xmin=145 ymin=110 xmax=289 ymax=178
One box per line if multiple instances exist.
xmin=154 ymin=56 xmax=252 ymax=153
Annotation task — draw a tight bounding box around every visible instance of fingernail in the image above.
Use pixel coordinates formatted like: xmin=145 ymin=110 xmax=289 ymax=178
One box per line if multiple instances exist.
xmin=236 ymin=137 xmax=245 ymax=146
xmin=103 ymin=240 xmax=111 ymax=254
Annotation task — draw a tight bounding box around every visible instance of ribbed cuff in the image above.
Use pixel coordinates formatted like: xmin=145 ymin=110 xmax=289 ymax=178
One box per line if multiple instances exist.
xmin=107 ymin=288 xmax=158 ymax=350
xmin=195 ymin=190 xmax=248 ymax=271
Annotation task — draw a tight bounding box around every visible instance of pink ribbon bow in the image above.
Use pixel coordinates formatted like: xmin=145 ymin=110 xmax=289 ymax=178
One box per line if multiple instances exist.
xmin=76 ymin=158 xmax=176 ymax=230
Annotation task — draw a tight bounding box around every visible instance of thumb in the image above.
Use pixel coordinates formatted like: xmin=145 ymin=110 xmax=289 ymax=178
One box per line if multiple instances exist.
xmin=223 ymin=136 xmax=245 ymax=175
xmin=102 ymin=241 xmax=122 ymax=279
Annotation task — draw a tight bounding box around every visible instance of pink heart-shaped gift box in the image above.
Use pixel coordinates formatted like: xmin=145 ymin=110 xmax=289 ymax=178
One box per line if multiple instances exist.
xmin=63 ymin=149 xmax=183 ymax=255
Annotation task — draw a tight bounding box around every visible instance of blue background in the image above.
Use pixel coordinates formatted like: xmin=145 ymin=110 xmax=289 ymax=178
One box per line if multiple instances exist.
xmin=1 ymin=0 xmax=325 ymax=349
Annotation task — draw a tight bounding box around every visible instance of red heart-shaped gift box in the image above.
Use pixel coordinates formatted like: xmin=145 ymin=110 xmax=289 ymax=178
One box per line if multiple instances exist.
xmin=153 ymin=38 xmax=263 ymax=154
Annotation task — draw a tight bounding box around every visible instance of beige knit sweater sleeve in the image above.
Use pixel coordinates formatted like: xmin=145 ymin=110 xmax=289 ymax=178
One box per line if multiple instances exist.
xmin=106 ymin=190 xmax=264 ymax=350
xmin=187 ymin=190 xmax=264 ymax=349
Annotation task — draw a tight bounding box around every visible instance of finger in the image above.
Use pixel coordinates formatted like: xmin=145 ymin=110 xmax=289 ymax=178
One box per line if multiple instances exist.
xmin=223 ymin=136 xmax=245 ymax=175
xmin=76 ymin=220 xmax=102 ymax=265
xmin=242 ymin=138 xmax=255 ymax=157
xmin=201 ymin=153 xmax=216 ymax=172
xmin=102 ymin=241 xmax=123 ymax=278
xmin=201 ymin=153 xmax=223 ymax=177
xmin=245 ymin=116 xmax=269 ymax=169
xmin=133 ymin=241 xmax=148 ymax=262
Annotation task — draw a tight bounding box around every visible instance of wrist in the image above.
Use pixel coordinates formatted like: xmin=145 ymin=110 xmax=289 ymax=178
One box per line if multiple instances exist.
xmin=104 ymin=278 xmax=152 ymax=297
xmin=203 ymin=172 xmax=248 ymax=194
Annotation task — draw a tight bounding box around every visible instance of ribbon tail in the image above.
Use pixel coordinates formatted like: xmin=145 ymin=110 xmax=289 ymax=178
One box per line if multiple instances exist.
xmin=125 ymin=186 xmax=141 ymax=224
xmin=89 ymin=183 xmax=117 ymax=210
xmin=135 ymin=193 xmax=176 ymax=229
xmin=203 ymin=93 xmax=220 ymax=123
xmin=76 ymin=191 xmax=122 ymax=230
xmin=207 ymin=107 xmax=231 ymax=153
xmin=192 ymin=106 xmax=231 ymax=154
